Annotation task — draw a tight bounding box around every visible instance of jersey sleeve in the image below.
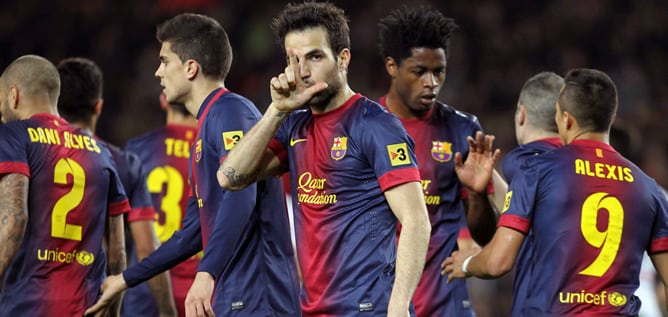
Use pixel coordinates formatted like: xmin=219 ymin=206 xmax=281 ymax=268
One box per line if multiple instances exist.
xmin=197 ymin=183 xmax=258 ymax=279
xmin=123 ymin=197 xmax=202 ymax=287
xmin=209 ymin=97 xmax=260 ymax=163
xmin=358 ymin=109 xmax=420 ymax=191
xmin=649 ymin=186 xmax=668 ymax=254
xmin=0 ymin=124 xmax=30 ymax=177
xmin=268 ymin=116 xmax=292 ymax=172
xmin=123 ymin=151 xmax=155 ymax=222
xmin=497 ymin=161 xmax=541 ymax=234
xmin=107 ymin=160 xmax=131 ymax=217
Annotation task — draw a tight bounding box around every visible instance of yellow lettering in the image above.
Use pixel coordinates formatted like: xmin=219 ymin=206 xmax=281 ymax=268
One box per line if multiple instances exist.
xmin=28 ymin=127 xmax=39 ymax=142
xmin=175 ymin=139 xmax=188 ymax=158
xmin=165 ymin=138 xmax=175 ymax=156
xmin=89 ymin=138 xmax=101 ymax=153
xmin=45 ymin=128 xmax=61 ymax=145
xmin=37 ymin=127 xmax=48 ymax=143
xmin=421 ymin=179 xmax=431 ymax=191
xmin=575 ymin=159 xmax=586 ymax=176
xmin=424 ymin=195 xmax=440 ymax=205
xmin=623 ymin=168 xmax=633 ymax=182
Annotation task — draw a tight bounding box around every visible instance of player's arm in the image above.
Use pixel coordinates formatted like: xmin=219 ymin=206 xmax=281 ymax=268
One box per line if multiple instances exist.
xmin=456 ymin=131 xmax=502 ymax=245
xmin=185 ymin=184 xmax=258 ymax=317
xmin=86 ymin=198 xmax=202 ymax=316
xmin=489 ymin=169 xmax=508 ymax=212
xmin=441 ymin=226 xmax=524 ymax=282
xmin=217 ymin=51 xmax=327 ymax=191
xmin=384 ymin=181 xmax=431 ymax=317
xmin=0 ymin=173 xmax=28 ymax=291
xmin=129 ymin=219 xmax=177 ymax=316
xmin=649 ymin=252 xmax=668 ymax=312
xmin=105 ymin=213 xmax=127 ymax=317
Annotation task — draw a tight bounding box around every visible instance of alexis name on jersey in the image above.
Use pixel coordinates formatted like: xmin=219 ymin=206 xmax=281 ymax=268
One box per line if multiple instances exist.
xmin=26 ymin=126 xmax=101 ymax=153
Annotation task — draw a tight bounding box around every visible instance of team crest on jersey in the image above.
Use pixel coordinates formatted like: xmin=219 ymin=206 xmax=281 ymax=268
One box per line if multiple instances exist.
xmin=222 ymin=130 xmax=243 ymax=150
xmin=331 ymin=136 xmax=348 ymax=160
xmin=431 ymin=141 xmax=453 ymax=162
xmin=194 ymin=139 xmax=203 ymax=162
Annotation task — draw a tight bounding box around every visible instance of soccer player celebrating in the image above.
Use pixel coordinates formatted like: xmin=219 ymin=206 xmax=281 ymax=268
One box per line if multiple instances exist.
xmin=56 ymin=57 xmax=177 ymax=317
xmin=443 ymin=68 xmax=668 ymax=316
xmin=125 ymin=94 xmax=198 ymax=317
xmin=376 ymin=6 xmax=502 ymax=316
xmin=85 ymin=13 xmax=300 ymax=317
xmin=0 ymin=55 xmax=129 ymax=316
xmin=218 ymin=2 xmax=431 ymax=316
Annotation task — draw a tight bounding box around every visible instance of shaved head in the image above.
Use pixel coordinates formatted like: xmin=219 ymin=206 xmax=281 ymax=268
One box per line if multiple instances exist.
xmin=2 ymin=55 xmax=60 ymax=104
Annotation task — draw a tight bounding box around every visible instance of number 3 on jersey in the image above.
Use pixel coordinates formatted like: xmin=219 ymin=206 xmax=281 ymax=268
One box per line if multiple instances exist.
xmin=147 ymin=165 xmax=183 ymax=242
xmin=579 ymin=192 xmax=624 ymax=277
xmin=52 ymin=158 xmax=86 ymax=241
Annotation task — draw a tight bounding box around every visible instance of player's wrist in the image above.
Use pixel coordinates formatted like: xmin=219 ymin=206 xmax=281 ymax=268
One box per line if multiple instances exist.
xmin=462 ymin=255 xmax=474 ymax=277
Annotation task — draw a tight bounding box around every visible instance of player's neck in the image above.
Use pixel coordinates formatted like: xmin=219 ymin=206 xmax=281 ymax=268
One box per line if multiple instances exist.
xmin=565 ymin=130 xmax=607 ymax=145
xmin=522 ymin=129 xmax=559 ymax=145
xmin=311 ymin=85 xmax=355 ymax=115
xmin=69 ymin=119 xmax=95 ymax=135
xmin=384 ymin=90 xmax=423 ymax=120
xmin=186 ymin=80 xmax=225 ymax=117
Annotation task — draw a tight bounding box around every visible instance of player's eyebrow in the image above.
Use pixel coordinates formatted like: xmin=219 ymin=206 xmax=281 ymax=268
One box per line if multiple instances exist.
xmin=304 ymin=49 xmax=326 ymax=59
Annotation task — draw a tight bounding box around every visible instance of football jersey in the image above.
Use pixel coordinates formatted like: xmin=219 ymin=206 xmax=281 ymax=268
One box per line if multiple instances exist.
xmin=125 ymin=124 xmax=199 ymax=316
xmin=379 ymin=96 xmax=480 ymax=316
xmin=0 ymin=113 xmax=130 ymax=316
xmin=499 ymin=139 xmax=668 ymax=316
xmin=123 ymin=88 xmax=300 ymax=316
xmin=269 ymin=94 xmax=421 ymax=316
xmin=500 ymin=137 xmax=561 ymax=317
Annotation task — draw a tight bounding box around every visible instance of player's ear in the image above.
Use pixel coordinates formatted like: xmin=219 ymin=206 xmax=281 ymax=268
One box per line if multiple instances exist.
xmin=94 ymin=99 xmax=103 ymax=115
xmin=184 ymin=59 xmax=199 ymax=80
xmin=8 ymin=85 xmax=19 ymax=110
xmin=385 ymin=57 xmax=398 ymax=78
xmin=516 ymin=104 xmax=526 ymax=126
xmin=337 ymin=48 xmax=350 ymax=72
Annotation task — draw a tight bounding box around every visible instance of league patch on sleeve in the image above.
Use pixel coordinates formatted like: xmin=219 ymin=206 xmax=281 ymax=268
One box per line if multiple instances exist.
xmin=222 ymin=131 xmax=243 ymax=150
xmin=502 ymin=191 xmax=512 ymax=213
xmin=386 ymin=143 xmax=411 ymax=166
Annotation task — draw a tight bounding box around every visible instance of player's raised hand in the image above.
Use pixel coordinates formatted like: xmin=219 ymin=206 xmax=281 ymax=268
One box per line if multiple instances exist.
xmin=84 ymin=274 xmax=128 ymax=316
xmin=454 ymin=131 xmax=501 ymax=193
xmin=270 ymin=50 xmax=328 ymax=113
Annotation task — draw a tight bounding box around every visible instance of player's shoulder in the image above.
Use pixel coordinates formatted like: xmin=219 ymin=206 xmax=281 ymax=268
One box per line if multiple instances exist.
xmin=355 ymin=95 xmax=391 ymax=118
xmin=434 ymin=101 xmax=480 ymax=125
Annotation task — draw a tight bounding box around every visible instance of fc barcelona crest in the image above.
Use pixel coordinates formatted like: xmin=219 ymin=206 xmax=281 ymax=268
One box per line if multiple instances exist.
xmin=431 ymin=141 xmax=452 ymax=162
xmin=331 ymin=136 xmax=348 ymax=160
xmin=194 ymin=139 xmax=203 ymax=162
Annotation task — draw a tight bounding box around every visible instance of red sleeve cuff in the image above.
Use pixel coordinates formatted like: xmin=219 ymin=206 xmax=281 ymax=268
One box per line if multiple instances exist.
xmin=268 ymin=138 xmax=289 ymax=172
xmin=0 ymin=162 xmax=30 ymax=177
xmin=378 ymin=167 xmax=421 ymax=192
xmin=109 ymin=199 xmax=131 ymax=217
xmin=458 ymin=228 xmax=472 ymax=240
xmin=127 ymin=207 xmax=156 ymax=222
xmin=498 ymin=214 xmax=530 ymax=234
xmin=649 ymin=237 xmax=668 ymax=254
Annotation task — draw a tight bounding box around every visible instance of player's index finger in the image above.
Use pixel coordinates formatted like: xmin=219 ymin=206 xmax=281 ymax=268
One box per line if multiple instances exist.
xmin=287 ymin=52 xmax=298 ymax=84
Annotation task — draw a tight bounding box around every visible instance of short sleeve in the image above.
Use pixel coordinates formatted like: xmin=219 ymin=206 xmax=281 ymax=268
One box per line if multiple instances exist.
xmin=358 ymin=108 xmax=420 ymax=191
xmin=649 ymin=186 xmax=668 ymax=254
xmin=497 ymin=163 xmax=541 ymax=234
xmin=123 ymin=151 xmax=155 ymax=222
xmin=107 ymin=159 xmax=131 ymax=217
xmin=0 ymin=124 xmax=30 ymax=177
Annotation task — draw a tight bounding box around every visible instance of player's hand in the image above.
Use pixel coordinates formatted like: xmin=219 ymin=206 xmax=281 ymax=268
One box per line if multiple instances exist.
xmin=454 ymin=131 xmax=501 ymax=194
xmin=269 ymin=50 xmax=328 ymax=113
xmin=84 ymin=274 xmax=128 ymax=316
xmin=185 ymin=272 xmax=215 ymax=317
xmin=441 ymin=248 xmax=480 ymax=283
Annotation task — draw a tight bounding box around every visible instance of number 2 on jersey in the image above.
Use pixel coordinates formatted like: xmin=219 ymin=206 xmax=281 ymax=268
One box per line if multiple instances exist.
xmin=579 ymin=192 xmax=624 ymax=277
xmin=147 ymin=165 xmax=183 ymax=242
xmin=52 ymin=158 xmax=86 ymax=241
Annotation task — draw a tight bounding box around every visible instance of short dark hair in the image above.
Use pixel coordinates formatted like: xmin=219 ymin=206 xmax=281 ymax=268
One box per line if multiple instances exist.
xmin=57 ymin=57 xmax=103 ymax=123
xmin=558 ymin=68 xmax=618 ymax=133
xmin=518 ymin=72 xmax=564 ymax=133
xmin=271 ymin=2 xmax=350 ymax=55
xmin=156 ymin=13 xmax=232 ymax=81
xmin=377 ymin=6 xmax=457 ymax=63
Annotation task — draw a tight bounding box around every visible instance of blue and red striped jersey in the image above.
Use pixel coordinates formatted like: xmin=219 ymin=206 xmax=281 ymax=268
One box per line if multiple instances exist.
xmin=0 ymin=113 xmax=130 ymax=316
xmin=499 ymin=139 xmax=668 ymax=316
xmin=269 ymin=94 xmax=421 ymax=316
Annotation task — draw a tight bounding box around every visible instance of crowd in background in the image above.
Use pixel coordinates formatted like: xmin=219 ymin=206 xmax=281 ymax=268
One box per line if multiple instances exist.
xmin=1 ymin=1 xmax=667 ymax=316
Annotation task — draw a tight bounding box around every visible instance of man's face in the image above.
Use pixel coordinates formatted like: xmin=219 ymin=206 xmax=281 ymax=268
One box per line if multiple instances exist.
xmin=155 ymin=42 xmax=191 ymax=105
xmin=284 ymin=27 xmax=344 ymax=111
xmin=393 ymin=47 xmax=446 ymax=116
